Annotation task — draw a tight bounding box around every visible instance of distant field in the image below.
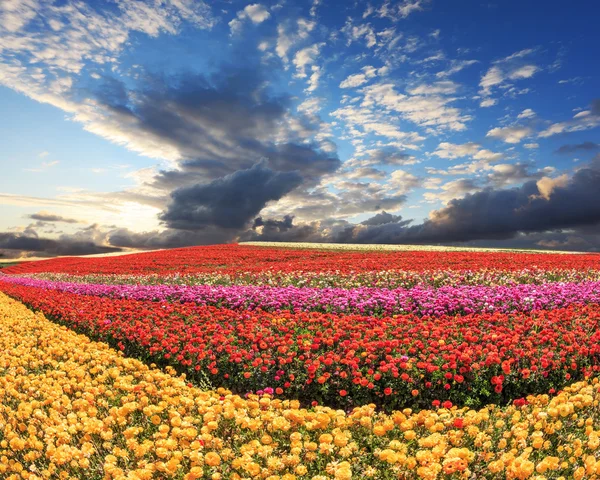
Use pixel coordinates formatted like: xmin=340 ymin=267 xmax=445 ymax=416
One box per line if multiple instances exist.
xmin=0 ymin=261 xmax=19 ymax=269
xmin=241 ymin=240 xmax=588 ymax=254
xmin=2 ymin=242 xmax=600 ymax=478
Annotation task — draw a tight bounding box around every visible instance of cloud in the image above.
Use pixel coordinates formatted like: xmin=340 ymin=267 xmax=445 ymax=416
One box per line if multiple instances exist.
xmin=360 ymin=211 xmax=406 ymax=226
xmin=361 ymin=82 xmax=471 ymax=132
xmin=339 ymin=65 xmax=378 ymax=88
xmin=27 ymin=212 xmax=82 ymax=224
xmin=159 ymin=161 xmax=303 ymax=230
xmin=432 ymin=142 xmax=503 ymax=162
xmin=486 ymin=125 xmax=533 ymax=144
xmin=517 ymin=108 xmax=536 ymax=119
xmin=435 ymin=59 xmax=478 ymax=78
xmin=423 ymin=178 xmax=480 ymax=204
xmin=0 ymin=229 xmax=122 ymax=257
xmin=432 ymin=142 xmax=480 ymax=159
xmin=88 ymin=67 xmax=339 ymax=189
xmin=479 ymin=98 xmax=497 ymax=108
xmin=0 ymin=0 xmax=214 ymax=78
xmin=341 ymin=18 xmax=377 ymax=48
xmin=377 ymin=0 xmax=427 ymax=20
xmin=396 ymin=156 xmax=600 ymax=243
xmin=276 ymin=18 xmax=315 ymax=63
xmin=539 ymin=101 xmax=600 ymax=138
xmin=479 ymin=48 xmax=539 ymax=99
xmin=357 ymin=148 xmax=420 ymax=166
xmin=555 ymin=141 xmax=599 ymax=154
xmin=293 ymin=43 xmax=323 ymax=78
xmin=229 ymin=3 xmax=270 ymax=35
xmin=485 ymin=163 xmax=551 ymax=187
xmin=331 ymin=103 xmax=424 ymax=148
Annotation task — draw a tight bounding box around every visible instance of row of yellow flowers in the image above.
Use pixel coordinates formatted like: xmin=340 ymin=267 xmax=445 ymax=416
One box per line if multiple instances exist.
xmin=1 ymin=291 xmax=600 ymax=480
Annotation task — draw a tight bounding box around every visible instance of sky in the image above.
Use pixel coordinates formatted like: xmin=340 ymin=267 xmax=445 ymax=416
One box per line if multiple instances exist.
xmin=1 ymin=0 xmax=600 ymax=257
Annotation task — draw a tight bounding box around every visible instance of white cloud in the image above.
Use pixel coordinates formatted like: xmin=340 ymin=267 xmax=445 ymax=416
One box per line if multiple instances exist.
xmin=293 ymin=43 xmax=323 ymax=78
xmin=486 ymin=125 xmax=533 ymax=144
xmin=0 ymin=1 xmax=215 ymax=165
xmin=305 ymin=65 xmax=321 ymax=93
xmin=432 ymin=142 xmax=503 ymax=163
xmin=538 ymin=109 xmax=600 ymax=138
xmin=387 ymin=169 xmax=421 ymax=193
xmin=331 ymin=104 xmax=424 ymax=148
xmin=362 ymin=83 xmax=472 ymax=132
xmin=423 ymin=178 xmax=479 ymax=203
xmin=524 ymin=143 xmax=539 ymax=149
xmin=229 ymin=3 xmax=270 ymax=35
xmin=479 ymin=98 xmax=497 ymax=108
xmin=243 ymin=4 xmax=271 ymax=23
xmin=276 ymin=18 xmax=315 ymax=63
xmin=310 ymin=0 xmax=321 ymax=17
xmin=341 ymin=19 xmax=377 ymax=48
xmin=339 ymin=65 xmax=379 ymax=89
xmin=297 ymin=96 xmax=323 ymax=116
xmin=517 ymin=108 xmax=536 ymax=119
xmin=432 ymin=142 xmax=480 ymax=159
xmin=535 ymin=174 xmax=569 ymax=200
xmin=435 ymin=59 xmax=478 ymax=78
xmin=479 ymin=48 xmax=539 ymax=99
xmin=378 ymin=0 xmax=426 ymax=20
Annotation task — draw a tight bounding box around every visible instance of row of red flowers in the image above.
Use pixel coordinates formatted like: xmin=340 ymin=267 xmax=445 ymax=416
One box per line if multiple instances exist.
xmin=2 ymin=281 xmax=599 ymax=410
xmin=4 ymin=244 xmax=600 ymax=276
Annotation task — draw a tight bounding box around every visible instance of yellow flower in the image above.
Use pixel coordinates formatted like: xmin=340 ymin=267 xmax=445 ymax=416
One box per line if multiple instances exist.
xmin=205 ymin=452 xmax=221 ymax=467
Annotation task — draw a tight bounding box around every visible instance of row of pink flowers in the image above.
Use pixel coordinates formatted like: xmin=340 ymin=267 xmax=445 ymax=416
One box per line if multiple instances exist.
xmin=3 ymin=275 xmax=600 ymax=316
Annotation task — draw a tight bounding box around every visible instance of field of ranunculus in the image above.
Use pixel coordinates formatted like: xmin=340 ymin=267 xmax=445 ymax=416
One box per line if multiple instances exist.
xmin=2 ymin=243 xmax=600 ymax=479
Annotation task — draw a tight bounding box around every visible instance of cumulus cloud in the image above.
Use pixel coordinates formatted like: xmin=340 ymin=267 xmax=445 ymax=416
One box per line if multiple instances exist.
xmin=391 ymin=156 xmax=600 ymax=243
xmin=432 ymin=142 xmax=503 ymax=162
xmin=486 ymin=125 xmax=533 ymax=144
xmin=276 ymin=18 xmax=315 ymax=63
xmin=293 ymin=43 xmax=323 ymax=78
xmin=229 ymin=3 xmax=271 ymax=35
xmin=159 ymin=161 xmax=303 ymax=230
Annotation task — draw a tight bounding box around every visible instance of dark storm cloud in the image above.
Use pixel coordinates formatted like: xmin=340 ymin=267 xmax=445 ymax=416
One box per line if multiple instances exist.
xmin=253 ymin=215 xmax=295 ymax=232
xmin=88 ymin=65 xmax=339 ymax=237
xmin=107 ymin=227 xmax=233 ymax=249
xmin=27 ymin=212 xmax=82 ymax=224
xmin=92 ymin=67 xmax=340 ymax=191
xmin=0 ymin=232 xmax=121 ymax=256
xmin=159 ymin=162 xmax=303 ymax=230
xmin=555 ymin=142 xmax=599 ymax=154
xmin=360 ymin=211 xmax=406 ymax=226
xmin=241 ymin=215 xmax=324 ymax=242
xmin=339 ymin=156 xmax=600 ymax=244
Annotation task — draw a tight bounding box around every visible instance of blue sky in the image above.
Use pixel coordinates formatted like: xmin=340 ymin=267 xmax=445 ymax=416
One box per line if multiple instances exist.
xmin=1 ymin=0 xmax=600 ymax=256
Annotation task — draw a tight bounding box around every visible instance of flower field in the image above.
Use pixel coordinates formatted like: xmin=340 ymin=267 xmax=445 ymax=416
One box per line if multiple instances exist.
xmin=1 ymin=243 xmax=600 ymax=479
